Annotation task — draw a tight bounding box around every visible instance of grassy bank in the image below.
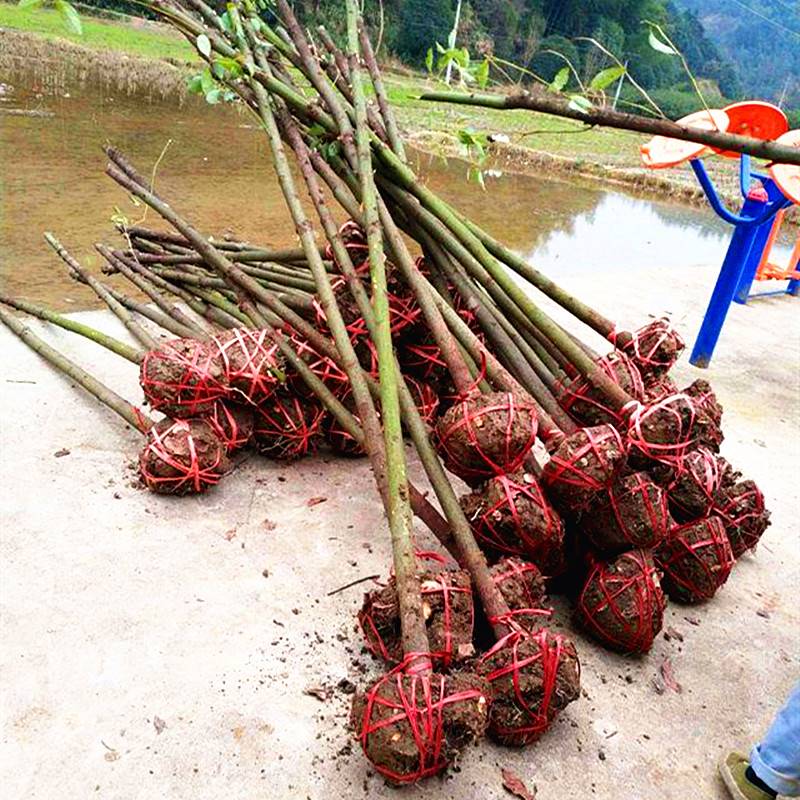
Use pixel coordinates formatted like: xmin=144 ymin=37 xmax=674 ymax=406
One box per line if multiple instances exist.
xmin=0 ymin=2 xmax=195 ymax=61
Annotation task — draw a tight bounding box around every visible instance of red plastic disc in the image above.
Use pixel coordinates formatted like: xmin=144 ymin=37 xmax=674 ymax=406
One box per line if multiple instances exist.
xmin=713 ymin=101 xmax=789 ymax=159
xmin=640 ymin=109 xmax=729 ymax=169
xmin=769 ymin=129 xmax=800 ymax=205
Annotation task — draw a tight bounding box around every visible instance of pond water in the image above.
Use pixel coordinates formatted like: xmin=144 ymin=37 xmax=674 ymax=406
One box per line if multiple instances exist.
xmin=0 ymin=70 xmax=794 ymax=311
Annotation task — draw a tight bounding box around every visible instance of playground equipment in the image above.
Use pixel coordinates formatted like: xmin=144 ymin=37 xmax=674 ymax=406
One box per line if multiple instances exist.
xmin=641 ymin=102 xmax=798 ymax=368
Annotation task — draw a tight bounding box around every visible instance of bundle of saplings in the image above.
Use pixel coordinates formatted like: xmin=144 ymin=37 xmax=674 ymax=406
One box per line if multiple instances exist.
xmin=0 ymin=0 xmax=778 ymax=785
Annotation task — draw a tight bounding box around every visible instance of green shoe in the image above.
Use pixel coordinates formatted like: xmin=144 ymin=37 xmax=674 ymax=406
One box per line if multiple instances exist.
xmin=719 ymin=752 xmax=775 ymax=800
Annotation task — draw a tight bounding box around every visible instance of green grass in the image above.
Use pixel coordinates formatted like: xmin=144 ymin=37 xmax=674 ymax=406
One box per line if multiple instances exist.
xmin=0 ymin=2 xmax=196 ymax=61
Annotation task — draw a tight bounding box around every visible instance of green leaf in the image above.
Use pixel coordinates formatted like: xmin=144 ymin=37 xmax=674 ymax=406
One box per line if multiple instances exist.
xmin=54 ymin=0 xmax=82 ymax=35
xmin=200 ymin=68 xmax=216 ymax=95
xmin=18 ymin=0 xmax=44 ymax=10
xmin=467 ymin=166 xmax=486 ymax=189
xmin=219 ymin=10 xmax=232 ymax=33
xmin=205 ymin=88 xmax=224 ymax=105
xmin=549 ymin=66 xmax=569 ymax=93
xmin=196 ymin=33 xmax=212 ymax=58
xmin=425 ymin=47 xmax=434 ymax=74
xmin=475 ymin=58 xmax=489 ymax=89
xmin=214 ymin=57 xmax=242 ymax=78
xmin=648 ymin=30 xmax=677 ymax=55
xmin=567 ymin=94 xmax=594 ymax=114
xmin=187 ymin=73 xmax=205 ymax=94
xmin=589 ymin=65 xmax=626 ymax=91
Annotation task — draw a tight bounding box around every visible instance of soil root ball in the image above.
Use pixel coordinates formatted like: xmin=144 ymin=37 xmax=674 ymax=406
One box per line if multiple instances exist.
xmin=358 ymin=568 xmax=475 ymax=667
xmin=643 ymin=374 xmax=678 ymax=404
xmin=575 ymin=550 xmax=666 ymax=654
xmin=583 ymin=471 xmax=670 ymax=553
xmin=491 ymin=558 xmax=548 ymax=614
xmin=322 ymin=390 xmax=368 ymax=458
xmin=325 ymin=219 xmax=370 ymax=274
xmin=652 ymin=446 xmax=722 ymax=523
xmin=205 ymin=400 xmax=254 ymax=453
xmin=683 ymin=378 xmax=724 ymax=452
xmin=616 ymin=318 xmax=685 ymax=379
xmin=477 ymin=628 xmax=581 ymax=746
xmin=713 ymin=479 xmax=771 ymax=558
xmin=139 ymin=418 xmax=228 ymax=495
xmin=398 ymin=338 xmax=449 ymax=388
xmin=435 ymin=392 xmax=539 ymax=484
xmin=252 ymin=388 xmax=326 ymax=460
xmin=542 ymin=425 xmax=628 ymax=514
xmin=212 ymin=328 xmax=283 ymax=405
xmin=560 ymin=351 xmax=644 ymax=427
xmin=626 ymin=393 xmax=698 ymax=469
xmin=351 ymin=665 xmax=489 ymax=785
xmin=461 ymin=471 xmax=566 ymax=576
xmin=139 ymin=338 xmax=227 ymax=418
xmin=655 ymin=516 xmax=734 ymax=603
xmin=285 ymin=329 xmax=350 ymax=398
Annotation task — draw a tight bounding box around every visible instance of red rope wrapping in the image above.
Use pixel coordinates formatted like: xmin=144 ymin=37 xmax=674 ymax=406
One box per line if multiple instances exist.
xmin=575 ymin=550 xmax=666 ymax=654
xmin=358 ymin=570 xmax=475 ymax=668
xmin=713 ymin=479 xmax=771 ymax=558
xmin=490 ymin=558 xmax=552 ymax=626
xmin=252 ymin=389 xmax=326 ymax=460
xmin=662 ymin=446 xmax=721 ymax=523
xmin=611 ymin=318 xmax=685 ymax=378
xmin=324 ymin=219 xmax=370 ymax=274
xmin=462 ymin=472 xmax=566 ymax=576
xmin=435 ymin=392 xmax=539 ymax=483
xmin=405 ymin=376 xmax=441 ymax=425
xmin=559 ymin=352 xmax=645 ymax=427
xmin=355 ymin=657 xmax=488 ymax=785
xmin=212 ymin=328 xmax=282 ymax=405
xmin=205 ymin=400 xmax=254 ymax=453
xmin=683 ymin=378 xmax=724 ymax=452
xmin=139 ymin=418 xmax=227 ymax=495
xmin=139 ymin=338 xmax=227 ymax=418
xmin=477 ymin=628 xmax=580 ymax=746
xmin=626 ymin=393 xmax=697 ymax=469
xmin=655 ymin=516 xmax=734 ymax=603
xmin=584 ymin=471 xmax=670 ymax=553
xmin=285 ymin=329 xmax=350 ymax=398
xmin=399 ymin=340 xmax=448 ymax=384
xmin=541 ymin=424 xmax=628 ymax=513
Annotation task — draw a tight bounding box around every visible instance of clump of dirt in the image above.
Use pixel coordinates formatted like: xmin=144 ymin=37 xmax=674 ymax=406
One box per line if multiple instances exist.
xmin=205 ymin=400 xmax=255 ymax=453
xmin=655 ymin=516 xmax=734 ymax=603
xmin=582 ymin=472 xmax=670 ymax=553
xmin=436 ymin=393 xmax=538 ymax=483
xmin=491 ymin=558 xmax=548 ymax=614
xmin=575 ymin=550 xmax=666 ymax=654
xmin=560 ymin=352 xmax=644 ymax=427
xmin=541 ymin=425 xmax=627 ymax=514
xmin=358 ymin=569 xmax=475 ymax=667
xmin=139 ymin=338 xmax=227 ymax=418
xmin=252 ymin=388 xmax=326 ymax=460
xmin=139 ymin=418 xmax=228 ymax=495
xmin=627 ymin=393 xmax=697 ymax=469
xmin=461 ymin=471 xmax=565 ymax=576
xmin=212 ymin=328 xmax=283 ymax=405
xmin=476 ymin=629 xmax=581 ymax=746
xmin=322 ymin=390 xmax=368 ymax=458
xmin=683 ymin=378 xmax=724 ymax=452
xmin=653 ymin=447 xmax=721 ymax=523
xmin=617 ymin=319 xmax=685 ymax=379
xmin=713 ymin=479 xmax=771 ymax=558
xmin=351 ymin=668 xmax=489 ymax=785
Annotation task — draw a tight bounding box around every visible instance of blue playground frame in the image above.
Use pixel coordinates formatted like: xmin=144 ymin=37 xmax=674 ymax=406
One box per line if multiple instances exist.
xmin=688 ymin=154 xmax=797 ymax=368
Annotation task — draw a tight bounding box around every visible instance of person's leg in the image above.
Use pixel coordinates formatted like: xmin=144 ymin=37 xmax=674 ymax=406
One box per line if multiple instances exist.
xmin=750 ymin=682 xmax=800 ymax=797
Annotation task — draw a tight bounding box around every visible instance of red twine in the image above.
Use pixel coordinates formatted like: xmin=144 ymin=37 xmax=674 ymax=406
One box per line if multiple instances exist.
xmin=253 ymin=390 xmax=326 ymax=460
xmin=626 ymin=393 xmax=697 ymax=469
xmin=212 ymin=328 xmax=282 ymax=405
xmin=205 ymin=400 xmax=254 ymax=453
xmin=656 ymin=516 xmax=734 ymax=603
xmin=325 ymin=220 xmax=370 ymax=275
xmin=576 ymin=550 xmax=666 ymax=654
xmin=139 ymin=418 xmax=227 ymax=495
xmin=285 ymin=329 xmax=350 ymax=398
xmin=612 ymin=318 xmax=685 ymax=378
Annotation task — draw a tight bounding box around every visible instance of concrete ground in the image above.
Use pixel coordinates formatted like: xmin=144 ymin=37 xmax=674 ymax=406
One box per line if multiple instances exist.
xmin=1 ymin=252 xmax=798 ymax=800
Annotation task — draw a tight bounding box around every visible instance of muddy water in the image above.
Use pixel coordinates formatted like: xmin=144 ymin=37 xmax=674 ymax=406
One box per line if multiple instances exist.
xmin=0 ymin=73 xmax=793 ymax=311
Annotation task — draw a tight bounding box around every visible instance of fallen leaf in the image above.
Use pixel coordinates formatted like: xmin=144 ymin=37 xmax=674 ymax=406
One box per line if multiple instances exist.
xmin=223 ymin=529 xmax=237 ymax=541
xmin=153 ymin=716 xmax=166 ymax=735
xmin=262 ymin=519 xmax=277 ymax=531
xmin=663 ymin=626 xmax=684 ymax=642
xmin=660 ymin=658 xmax=682 ymax=693
xmin=304 ymin=685 xmax=330 ymax=702
xmin=502 ymin=767 xmax=536 ymax=800
xmin=54 ymin=448 xmax=71 ymax=458
xmin=307 ymin=496 xmax=327 ymax=507
xmin=684 ymin=616 xmax=701 ymax=626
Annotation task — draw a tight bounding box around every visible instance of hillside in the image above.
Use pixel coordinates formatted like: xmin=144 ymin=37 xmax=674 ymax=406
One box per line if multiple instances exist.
xmin=672 ymin=0 xmax=800 ymax=106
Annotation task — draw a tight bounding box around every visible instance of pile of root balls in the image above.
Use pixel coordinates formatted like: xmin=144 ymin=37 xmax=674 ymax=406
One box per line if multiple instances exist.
xmin=0 ymin=0 xmax=772 ymax=786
